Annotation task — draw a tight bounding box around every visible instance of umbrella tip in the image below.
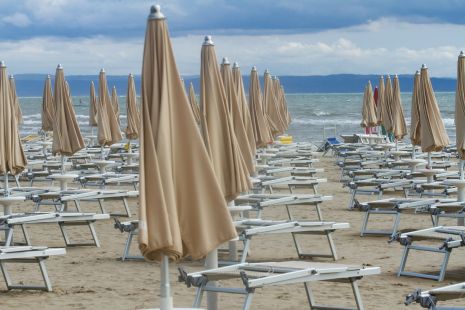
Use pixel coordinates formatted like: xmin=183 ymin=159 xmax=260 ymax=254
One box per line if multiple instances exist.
xmin=148 ymin=4 xmax=165 ymax=20
xmin=232 ymin=61 xmax=239 ymax=69
xmin=100 ymin=68 xmax=105 ymax=73
xmin=380 ymin=75 xmax=383 ymax=79
xmin=272 ymin=75 xmax=277 ymax=80
xmin=222 ymin=57 xmax=230 ymax=65
xmin=421 ymin=64 xmax=427 ymax=69
xmin=252 ymin=66 xmax=257 ymax=72
xmin=47 ymin=74 xmax=51 ymax=79
xmin=264 ymin=68 xmax=269 ymax=74
xmin=415 ymin=70 xmax=420 ymax=75
xmin=394 ymin=74 xmax=398 ymax=78
xmin=203 ymin=35 xmax=214 ymax=46
xmin=9 ymin=74 xmax=14 ymax=79
xmin=57 ymin=64 xmax=63 ymax=70
xmin=0 ymin=60 xmax=5 ymax=68
xmin=460 ymin=51 xmax=465 ymax=58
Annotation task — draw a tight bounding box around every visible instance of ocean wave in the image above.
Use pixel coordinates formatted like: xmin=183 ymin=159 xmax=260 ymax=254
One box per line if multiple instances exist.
xmin=312 ymin=111 xmax=331 ymax=116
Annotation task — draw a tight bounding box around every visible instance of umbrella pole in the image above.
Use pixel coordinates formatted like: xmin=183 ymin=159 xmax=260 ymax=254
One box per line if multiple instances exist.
xmin=227 ymin=200 xmax=237 ymax=261
xmin=205 ymin=250 xmax=218 ymax=310
xmin=427 ymin=152 xmax=432 ymax=169
xmin=101 ymin=146 xmax=105 ymax=160
xmin=128 ymin=140 xmax=132 ymax=165
xmin=160 ymin=255 xmax=173 ymax=310
xmin=61 ymin=155 xmax=65 ymax=174
xmin=411 ymin=145 xmax=415 ymax=159
xmin=395 ymin=139 xmax=398 ymax=151
xmin=4 ymin=173 xmax=9 ymax=197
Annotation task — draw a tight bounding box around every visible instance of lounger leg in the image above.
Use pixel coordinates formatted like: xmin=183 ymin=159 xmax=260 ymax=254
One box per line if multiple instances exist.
xmin=348 ymin=190 xmax=356 ymax=210
xmin=390 ymin=213 xmax=401 ymax=239
xmin=20 ymin=224 xmax=31 ymax=246
xmin=303 ymin=282 xmax=316 ymax=309
xmin=0 ymin=261 xmax=13 ymax=290
xmin=241 ymin=238 xmax=251 ymax=264
xmin=438 ymin=250 xmax=451 ymax=282
xmin=5 ymin=227 xmax=13 ymax=246
xmin=360 ymin=211 xmax=370 ymax=237
xmin=122 ymin=232 xmax=133 ymax=261
xmin=38 ymin=258 xmax=52 ymax=292
xmin=326 ymin=232 xmax=338 ymax=260
xmin=74 ymin=200 xmax=82 ymax=212
xmin=397 ymin=245 xmax=410 ymax=277
xmin=315 ymin=204 xmax=324 ymax=221
xmin=242 ymin=292 xmax=254 ymax=310
xmin=193 ymin=286 xmax=205 ymax=308
xmin=88 ymin=222 xmax=101 ymax=247
xmin=122 ymin=198 xmax=132 ymax=217
xmin=350 ymin=278 xmax=364 ymax=310
xmin=98 ymin=199 xmax=106 ymax=214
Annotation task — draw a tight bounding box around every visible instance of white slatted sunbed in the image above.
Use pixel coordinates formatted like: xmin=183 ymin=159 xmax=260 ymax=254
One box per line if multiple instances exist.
xmin=0 ymin=246 xmax=66 ymax=291
xmin=405 ymin=282 xmax=465 ymax=309
xmin=178 ymin=261 xmax=380 ymax=310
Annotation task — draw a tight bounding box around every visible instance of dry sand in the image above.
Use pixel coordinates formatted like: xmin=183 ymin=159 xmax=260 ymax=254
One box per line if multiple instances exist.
xmin=2 ymin=154 xmax=465 ymax=309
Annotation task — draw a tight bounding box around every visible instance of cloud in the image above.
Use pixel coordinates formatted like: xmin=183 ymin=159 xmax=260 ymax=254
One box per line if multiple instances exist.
xmin=2 ymin=13 xmax=31 ymax=27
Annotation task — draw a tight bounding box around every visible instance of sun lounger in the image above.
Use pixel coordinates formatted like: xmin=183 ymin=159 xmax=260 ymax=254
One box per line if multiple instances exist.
xmin=405 ymin=282 xmax=465 ymax=309
xmin=230 ymin=220 xmax=349 ymax=263
xmin=178 ymin=261 xmax=380 ymax=310
xmin=113 ymin=219 xmax=143 ymax=261
xmin=1 ymin=212 xmax=110 ymax=247
xmin=397 ymin=226 xmax=465 ymax=281
xmin=0 ymin=246 xmax=66 ymax=291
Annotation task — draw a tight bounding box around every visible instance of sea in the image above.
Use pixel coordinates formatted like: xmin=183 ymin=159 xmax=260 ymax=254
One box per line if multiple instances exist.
xmin=18 ymin=92 xmax=456 ymax=144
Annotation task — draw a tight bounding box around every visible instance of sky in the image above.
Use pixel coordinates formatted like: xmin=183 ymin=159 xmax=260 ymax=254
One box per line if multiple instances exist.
xmin=1 ymin=0 xmax=465 ymax=76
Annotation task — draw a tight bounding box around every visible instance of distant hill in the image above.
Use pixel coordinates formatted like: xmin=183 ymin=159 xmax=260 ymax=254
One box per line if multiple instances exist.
xmin=13 ymin=73 xmax=456 ymax=97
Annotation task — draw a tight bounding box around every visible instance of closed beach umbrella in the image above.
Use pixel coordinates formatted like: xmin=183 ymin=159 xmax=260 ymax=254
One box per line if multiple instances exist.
xmin=376 ymin=76 xmax=385 ymax=125
xmin=273 ymin=76 xmax=288 ymax=132
xmin=0 ymin=61 xmax=27 ymax=177
xmin=360 ymin=81 xmax=377 ymax=128
xmin=410 ymin=70 xmax=421 ymax=146
xmin=390 ymin=75 xmax=407 ymax=140
xmin=41 ymin=75 xmax=54 ymax=132
xmin=281 ymin=85 xmax=291 ymax=127
xmin=456 ymin=52 xmax=465 ymax=161
xmin=418 ymin=64 xmax=449 ymax=153
xmin=262 ymin=70 xmax=281 ymax=136
xmin=139 ymin=3 xmax=236 ymax=264
xmin=111 ymin=86 xmax=120 ymax=126
xmin=125 ymin=74 xmax=139 ymax=140
xmin=382 ymin=75 xmax=394 ymax=134
xmin=220 ymin=57 xmax=254 ymax=175
xmin=200 ymin=36 xmax=251 ymax=200
xmin=89 ymin=81 xmax=98 ymax=127
xmin=97 ymin=69 xmax=122 ymax=146
xmin=249 ymin=66 xmax=273 ymax=147
xmin=9 ymin=75 xmax=23 ymax=125
xmin=188 ymin=82 xmax=201 ymax=123
xmin=232 ymin=62 xmax=256 ymax=156
xmin=52 ymin=64 xmax=85 ymax=156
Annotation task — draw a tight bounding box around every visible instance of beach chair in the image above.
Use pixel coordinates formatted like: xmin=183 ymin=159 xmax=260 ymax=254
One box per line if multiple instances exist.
xmin=230 ymin=220 xmax=349 ymax=263
xmin=1 ymin=212 xmax=110 ymax=247
xmin=0 ymin=246 xmax=66 ymax=291
xmin=405 ymin=282 xmax=465 ymax=309
xmin=397 ymin=226 xmax=465 ymax=281
xmin=178 ymin=261 xmax=380 ymax=310
xmin=113 ymin=219 xmax=143 ymax=261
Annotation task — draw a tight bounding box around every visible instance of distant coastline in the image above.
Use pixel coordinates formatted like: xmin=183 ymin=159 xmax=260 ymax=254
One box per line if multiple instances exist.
xmin=13 ymin=73 xmax=456 ymax=97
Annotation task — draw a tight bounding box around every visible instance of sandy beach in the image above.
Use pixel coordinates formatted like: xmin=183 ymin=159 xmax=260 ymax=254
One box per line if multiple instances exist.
xmin=1 ymin=153 xmax=463 ymax=309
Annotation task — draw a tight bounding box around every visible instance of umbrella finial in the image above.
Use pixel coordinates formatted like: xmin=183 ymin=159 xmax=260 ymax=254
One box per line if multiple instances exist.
xmin=264 ymin=68 xmax=269 ymax=74
xmin=415 ymin=70 xmax=420 ymax=75
xmin=222 ymin=57 xmax=230 ymax=65
xmin=394 ymin=74 xmax=398 ymax=78
xmin=0 ymin=60 xmax=5 ymax=68
xmin=232 ymin=61 xmax=239 ymax=69
xmin=148 ymin=4 xmax=165 ymax=20
xmin=252 ymin=66 xmax=257 ymax=72
xmin=57 ymin=64 xmax=63 ymax=70
xmin=100 ymin=68 xmax=105 ymax=73
xmin=421 ymin=64 xmax=427 ymax=69
xmin=460 ymin=51 xmax=465 ymax=58
xmin=272 ymin=75 xmax=277 ymax=80
xmin=47 ymin=74 xmax=51 ymax=79
xmin=9 ymin=74 xmax=14 ymax=80
xmin=203 ymin=35 xmax=214 ymax=46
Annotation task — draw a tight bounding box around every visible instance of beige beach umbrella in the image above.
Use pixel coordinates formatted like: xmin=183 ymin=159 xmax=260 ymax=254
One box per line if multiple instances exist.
xmin=456 ymin=52 xmax=465 ymax=163
xmin=89 ymin=81 xmax=98 ymax=127
xmin=381 ymin=75 xmax=394 ymax=133
xmin=410 ymin=71 xmax=421 ymax=146
xmin=376 ymin=76 xmax=385 ymax=125
xmin=138 ymin=7 xmax=236 ymax=308
xmin=200 ymin=36 xmax=251 ymax=200
xmin=272 ymin=76 xmax=288 ymax=132
xmin=111 ymin=86 xmax=120 ymax=126
xmin=281 ymin=85 xmax=292 ymax=127
xmin=249 ymin=66 xmax=273 ymax=147
xmin=97 ymin=69 xmax=122 ymax=147
xmin=361 ymin=81 xmax=378 ymax=128
xmin=220 ymin=57 xmax=255 ymax=175
xmin=418 ymin=64 xmax=449 ymax=154
xmin=125 ymin=74 xmax=139 ymax=140
xmin=263 ymin=71 xmax=284 ymax=136
xmin=41 ymin=75 xmax=54 ymax=132
xmin=188 ymin=82 xmax=201 ymax=123
xmin=390 ymin=75 xmax=407 ymax=140
xmin=9 ymin=75 xmax=23 ymax=125
xmin=232 ymin=62 xmax=256 ymax=158
xmin=52 ymin=64 xmax=85 ymax=156
xmin=0 ymin=61 xmax=27 ymax=181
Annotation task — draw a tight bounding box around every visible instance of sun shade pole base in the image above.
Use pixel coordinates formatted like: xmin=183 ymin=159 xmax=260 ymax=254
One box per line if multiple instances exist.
xmin=205 ymin=249 xmax=218 ymax=310
xmin=160 ymin=255 xmax=173 ymax=310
